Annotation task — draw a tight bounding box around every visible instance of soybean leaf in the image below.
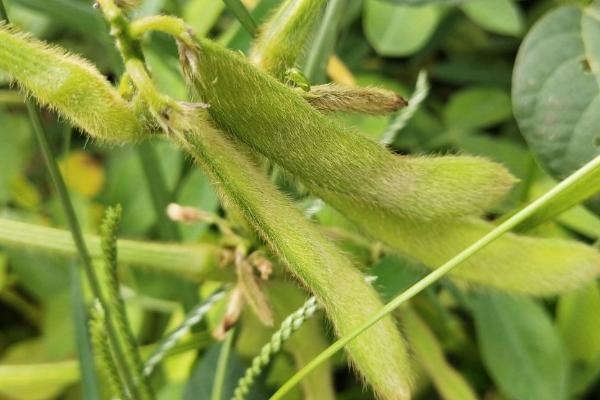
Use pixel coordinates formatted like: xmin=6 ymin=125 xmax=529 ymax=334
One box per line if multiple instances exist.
xmin=471 ymin=292 xmax=569 ymax=400
xmin=444 ymin=87 xmax=513 ymax=131
xmin=461 ymin=0 xmax=524 ymax=37
xmin=364 ymin=0 xmax=441 ymax=57
xmin=513 ymin=5 xmax=600 ymax=214
xmin=370 ymin=256 xmax=422 ymax=302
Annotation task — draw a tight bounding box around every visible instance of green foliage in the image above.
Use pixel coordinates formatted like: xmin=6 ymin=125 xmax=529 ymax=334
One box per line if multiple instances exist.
xmin=513 ymin=4 xmax=600 ymax=211
xmin=460 ymin=0 xmax=524 ymax=37
xmin=364 ymin=0 xmax=441 ymax=57
xmin=1 ymin=0 xmax=600 ymax=399
xmin=472 ymin=292 xmax=569 ymax=400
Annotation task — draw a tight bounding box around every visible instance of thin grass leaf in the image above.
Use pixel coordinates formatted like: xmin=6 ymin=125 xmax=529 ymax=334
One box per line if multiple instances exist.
xmin=381 ymin=70 xmax=430 ymax=145
xmin=223 ymin=0 xmax=258 ymax=36
xmin=302 ymin=0 xmax=345 ymax=82
xmin=212 ymin=329 xmax=236 ymax=400
xmin=69 ymin=262 xmax=101 ymax=400
xmin=512 ymin=158 xmax=600 ymax=231
xmin=269 ymin=153 xmax=600 ymax=400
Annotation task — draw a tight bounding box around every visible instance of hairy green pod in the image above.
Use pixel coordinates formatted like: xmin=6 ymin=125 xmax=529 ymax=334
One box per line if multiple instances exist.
xmin=174 ymin=112 xmax=412 ymax=400
xmin=329 ymin=196 xmax=600 ymax=295
xmin=249 ymin=0 xmax=326 ymax=78
xmin=0 ymin=24 xmax=150 ymax=142
xmin=303 ymin=84 xmax=407 ymax=115
xmin=186 ymin=39 xmax=515 ymax=222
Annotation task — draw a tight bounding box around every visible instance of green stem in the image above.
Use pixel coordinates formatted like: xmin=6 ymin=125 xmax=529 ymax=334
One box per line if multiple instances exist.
xmin=0 ymin=217 xmax=223 ymax=279
xmin=270 ymin=154 xmax=600 ymax=399
xmin=222 ymin=0 xmax=257 ymax=36
xmin=212 ymin=329 xmax=235 ymax=400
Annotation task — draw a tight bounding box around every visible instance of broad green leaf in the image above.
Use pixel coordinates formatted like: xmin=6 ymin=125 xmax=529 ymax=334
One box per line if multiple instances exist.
xmin=513 ymin=6 xmax=600 ymax=213
xmin=461 ymin=0 xmax=524 ymax=36
xmin=364 ymin=0 xmax=441 ymax=57
xmin=370 ymin=256 xmax=422 ymax=302
xmin=472 ymin=292 xmax=569 ymax=400
xmin=431 ymin=56 xmax=513 ymax=86
xmin=557 ymin=283 xmax=600 ymax=365
xmin=402 ymin=308 xmax=478 ymax=400
xmin=444 ymin=87 xmax=512 ymax=130
xmin=69 ymin=262 xmax=101 ymax=400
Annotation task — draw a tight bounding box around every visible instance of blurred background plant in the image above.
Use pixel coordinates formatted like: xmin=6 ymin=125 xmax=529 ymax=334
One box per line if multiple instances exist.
xmin=1 ymin=0 xmax=600 ymax=399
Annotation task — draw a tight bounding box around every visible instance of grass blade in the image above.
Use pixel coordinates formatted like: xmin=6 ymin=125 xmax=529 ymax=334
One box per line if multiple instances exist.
xmin=223 ymin=0 xmax=257 ymax=36
xmin=212 ymin=329 xmax=236 ymax=400
xmin=69 ymin=262 xmax=102 ymax=400
xmin=302 ymin=0 xmax=345 ymax=82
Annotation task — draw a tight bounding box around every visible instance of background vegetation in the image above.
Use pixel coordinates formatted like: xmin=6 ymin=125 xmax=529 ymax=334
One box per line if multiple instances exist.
xmin=1 ymin=0 xmax=599 ymax=399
